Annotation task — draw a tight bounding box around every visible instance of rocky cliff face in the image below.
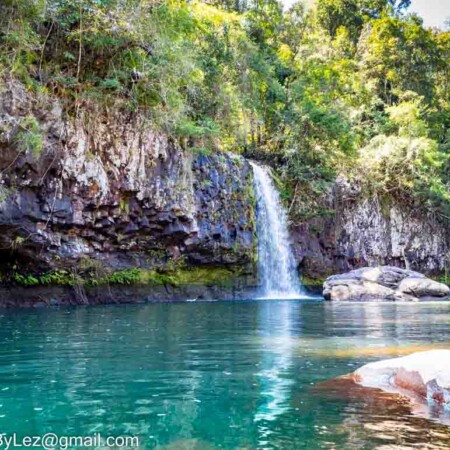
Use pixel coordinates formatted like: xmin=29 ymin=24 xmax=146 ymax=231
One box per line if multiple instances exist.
xmin=0 ymin=80 xmax=255 ymax=278
xmin=294 ymin=178 xmax=450 ymax=279
xmin=0 ymin=80 xmax=447 ymax=304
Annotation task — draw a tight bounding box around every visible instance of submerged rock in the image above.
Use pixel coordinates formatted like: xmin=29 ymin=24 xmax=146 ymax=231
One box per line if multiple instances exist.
xmin=353 ymin=350 xmax=450 ymax=410
xmin=316 ymin=360 xmax=450 ymax=444
xmin=323 ymin=266 xmax=449 ymax=301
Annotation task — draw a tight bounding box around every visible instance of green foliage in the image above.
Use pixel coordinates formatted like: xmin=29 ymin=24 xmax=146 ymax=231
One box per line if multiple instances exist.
xmin=360 ymin=135 xmax=448 ymax=203
xmin=10 ymin=266 xmax=239 ymax=288
xmin=357 ymin=15 xmax=443 ymax=106
xmin=1 ymin=0 xmax=449 ymax=219
xmin=39 ymin=271 xmax=76 ymax=286
xmin=436 ymin=274 xmax=450 ymax=286
xmin=191 ymin=146 xmax=212 ymax=157
xmin=174 ymin=118 xmax=220 ymax=139
xmin=301 ymin=274 xmax=327 ymax=287
xmin=357 ymin=97 xmax=450 ymax=216
xmin=13 ymin=273 xmax=40 ymax=286
xmin=14 ymin=116 xmax=43 ymax=158
xmin=97 ymin=268 xmax=141 ymax=285
xmin=315 ymin=0 xmax=411 ymax=41
xmin=13 ymin=270 xmax=76 ymax=286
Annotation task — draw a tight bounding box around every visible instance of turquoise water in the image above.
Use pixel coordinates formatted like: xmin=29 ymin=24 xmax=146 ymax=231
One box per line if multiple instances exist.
xmin=0 ymin=300 xmax=450 ymax=449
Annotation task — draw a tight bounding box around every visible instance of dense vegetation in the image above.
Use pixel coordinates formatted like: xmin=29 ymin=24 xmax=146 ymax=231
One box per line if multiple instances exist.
xmin=1 ymin=0 xmax=449 ymax=220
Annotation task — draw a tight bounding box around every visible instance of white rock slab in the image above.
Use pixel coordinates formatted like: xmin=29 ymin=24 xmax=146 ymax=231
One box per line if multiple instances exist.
xmin=354 ymin=350 xmax=450 ymax=408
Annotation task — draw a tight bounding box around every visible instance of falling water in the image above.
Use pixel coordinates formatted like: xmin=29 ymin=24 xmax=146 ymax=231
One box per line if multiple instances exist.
xmin=250 ymin=162 xmax=303 ymax=298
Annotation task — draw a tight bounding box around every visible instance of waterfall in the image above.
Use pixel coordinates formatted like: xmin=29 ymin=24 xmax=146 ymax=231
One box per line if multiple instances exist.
xmin=250 ymin=162 xmax=303 ymax=298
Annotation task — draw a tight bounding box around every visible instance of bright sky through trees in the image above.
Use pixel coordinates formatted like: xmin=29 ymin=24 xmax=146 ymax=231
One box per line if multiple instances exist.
xmin=408 ymin=0 xmax=450 ymax=28
xmin=281 ymin=0 xmax=450 ymax=29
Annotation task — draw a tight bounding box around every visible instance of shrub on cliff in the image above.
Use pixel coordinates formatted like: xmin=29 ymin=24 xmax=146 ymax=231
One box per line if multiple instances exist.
xmin=357 ymin=98 xmax=450 ymax=217
xmin=0 ymin=0 xmax=448 ymax=219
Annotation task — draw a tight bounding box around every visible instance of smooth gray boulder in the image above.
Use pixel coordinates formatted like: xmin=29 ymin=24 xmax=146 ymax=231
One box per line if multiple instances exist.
xmin=323 ymin=266 xmax=449 ymax=301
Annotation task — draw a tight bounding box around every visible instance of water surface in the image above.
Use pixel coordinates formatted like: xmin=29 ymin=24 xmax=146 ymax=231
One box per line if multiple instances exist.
xmin=0 ymin=300 xmax=449 ymax=449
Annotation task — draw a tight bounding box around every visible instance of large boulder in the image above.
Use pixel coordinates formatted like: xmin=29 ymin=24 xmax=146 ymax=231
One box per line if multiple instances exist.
xmin=353 ymin=350 xmax=450 ymax=409
xmin=323 ymin=266 xmax=449 ymax=301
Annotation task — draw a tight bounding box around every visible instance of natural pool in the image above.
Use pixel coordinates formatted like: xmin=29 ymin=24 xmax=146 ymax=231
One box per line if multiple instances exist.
xmin=0 ymin=300 xmax=449 ymax=449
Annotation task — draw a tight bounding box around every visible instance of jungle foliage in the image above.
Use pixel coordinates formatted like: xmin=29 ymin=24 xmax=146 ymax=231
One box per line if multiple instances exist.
xmin=0 ymin=0 xmax=449 ymax=219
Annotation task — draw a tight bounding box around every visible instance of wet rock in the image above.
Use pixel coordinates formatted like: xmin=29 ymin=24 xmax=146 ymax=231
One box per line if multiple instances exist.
xmin=139 ymin=216 xmax=150 ymax=229
xmin=163 ymin=222 xmax=193 ymax=238
xmin=353 ymin=350 xmax=450 ymax=409
xmin=397 ymin=277 xmax=450 ymax=299
xmin=101 ymin=217 xmax=115 ymax=226
xmin=323 ymin=266 xmax=449 ymax=301
xmin=0 ymin=80 xmax=256 ymax=277
xmin=167 ymin=245 xmax=181 ymax=260
xmin=123 ymin=222 xmax=139 ymax=234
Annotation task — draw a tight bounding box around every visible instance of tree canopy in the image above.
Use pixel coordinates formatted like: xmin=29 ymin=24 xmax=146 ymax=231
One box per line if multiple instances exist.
xmin=1 ymin=0 xmax=448 ymax=219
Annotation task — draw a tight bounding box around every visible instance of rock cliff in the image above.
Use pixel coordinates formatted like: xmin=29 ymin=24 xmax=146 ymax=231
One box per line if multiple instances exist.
xmin=0 ymin=79 xmax=448 ymax=304
xmin=0 ymin=80 xmax=255 ymax=282
xmin=294 ymin=177 xmax=450 ymax=279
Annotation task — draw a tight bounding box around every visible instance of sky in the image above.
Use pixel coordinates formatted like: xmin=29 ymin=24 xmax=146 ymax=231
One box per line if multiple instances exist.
xmin=408 ymin=0 xmax=450 ymax=29
xmin=280 ymin=0 xmax=450 ymax=30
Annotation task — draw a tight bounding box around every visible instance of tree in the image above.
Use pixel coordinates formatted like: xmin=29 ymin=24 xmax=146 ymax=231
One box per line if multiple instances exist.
xmin=315 ymin=0 xmax=411 ymax=41
xmin=357 ymin=15 xmax=442 ymax=105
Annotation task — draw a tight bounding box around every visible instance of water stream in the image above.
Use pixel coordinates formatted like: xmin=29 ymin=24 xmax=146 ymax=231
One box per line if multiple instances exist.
xmin=250 ymin=162 xmax=303 ymax=298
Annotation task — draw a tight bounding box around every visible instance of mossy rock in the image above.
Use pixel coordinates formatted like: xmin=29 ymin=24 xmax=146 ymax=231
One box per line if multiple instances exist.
xmin=8 ymin=266 xmax=244 ymax=289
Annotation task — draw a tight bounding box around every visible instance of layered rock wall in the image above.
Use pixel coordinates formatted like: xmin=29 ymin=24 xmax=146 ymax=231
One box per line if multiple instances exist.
xmin=0 ymin=80 xmax=255 ymax=276
xmin=0 ymin=79 xmax=448 ymax=302
xmin=294 ymin=179 xmax=449 ymax=278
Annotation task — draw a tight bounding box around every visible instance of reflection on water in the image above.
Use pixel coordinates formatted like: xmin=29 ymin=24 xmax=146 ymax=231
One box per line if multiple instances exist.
xmin=254 ymin=302 xmax=297 ymax=448
xmin=316 ymin=376 xmax=450 ymax=449
xmin=0 ymin=301 xmax=449 ymax=449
